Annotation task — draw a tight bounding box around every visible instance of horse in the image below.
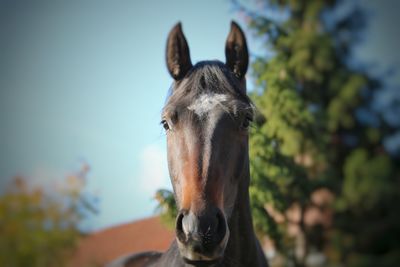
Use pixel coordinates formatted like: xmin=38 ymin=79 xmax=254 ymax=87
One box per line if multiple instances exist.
xmin=107 ymin=21 xmax=268 ymax=267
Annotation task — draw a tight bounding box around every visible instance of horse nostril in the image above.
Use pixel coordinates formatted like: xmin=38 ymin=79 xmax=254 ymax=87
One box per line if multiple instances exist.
xmin=176 ymin=211 xmax=186 ymax=243
xmin=198 ymin=208 xmax=226 ymax=246
xmin=215 ymin=209 xmax=226 ymax=244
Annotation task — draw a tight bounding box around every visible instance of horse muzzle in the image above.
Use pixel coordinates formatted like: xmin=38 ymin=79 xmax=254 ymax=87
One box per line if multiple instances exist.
xmin=175 ymin=207 xmax=229 ymax=264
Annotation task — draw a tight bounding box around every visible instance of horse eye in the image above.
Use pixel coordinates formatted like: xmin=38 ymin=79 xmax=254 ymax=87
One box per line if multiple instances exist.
xmin=161 ymin=120 xmax=170 ymax=131
xmin=241 ymin=117 xmax=252 ymax=129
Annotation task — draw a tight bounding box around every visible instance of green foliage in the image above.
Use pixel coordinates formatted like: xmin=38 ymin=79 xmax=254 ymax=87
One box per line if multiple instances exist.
xmin=0 ymin=165 xmax=96 ymax=267
xmin=341 ymin=149 xmax=393 ymax=209
xmin=155 ymin=189 xmax=177 ymax=228
xmin=245 ymin=0 xmax=400 ymax=266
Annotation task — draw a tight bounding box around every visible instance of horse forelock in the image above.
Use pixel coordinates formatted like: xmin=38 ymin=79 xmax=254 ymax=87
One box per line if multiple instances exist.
xmin=163 ymin=60 xmax=253 ymax=119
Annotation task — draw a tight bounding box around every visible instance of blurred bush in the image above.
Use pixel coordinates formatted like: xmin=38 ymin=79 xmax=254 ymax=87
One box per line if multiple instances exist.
xmin=0 ymin=165 xmax=97 ymax=267
xmin=155 ymin=189 xmax=177 ymax=229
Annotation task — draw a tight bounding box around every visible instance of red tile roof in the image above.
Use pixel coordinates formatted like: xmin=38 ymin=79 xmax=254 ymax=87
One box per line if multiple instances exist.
xmin=69 ymin=216 xmax=174 ymax=267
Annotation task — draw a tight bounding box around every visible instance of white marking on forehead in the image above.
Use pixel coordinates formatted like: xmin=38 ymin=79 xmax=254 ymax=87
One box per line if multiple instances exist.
xmin=187 ymin=93 xmax=229 ymax=116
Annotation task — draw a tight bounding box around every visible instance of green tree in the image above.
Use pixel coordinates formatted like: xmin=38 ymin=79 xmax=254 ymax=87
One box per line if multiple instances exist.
xmin=238 ymin=0 xmax=400 ymax=266
xmin=0 ymin=165 xmax=97 ymax=267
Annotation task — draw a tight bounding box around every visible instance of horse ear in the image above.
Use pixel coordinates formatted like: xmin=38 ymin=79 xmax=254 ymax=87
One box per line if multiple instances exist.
xmin=166 ymin=22 xmax=193 ymax=80
xmin=225 ymin=21 xmax=249 ymax=80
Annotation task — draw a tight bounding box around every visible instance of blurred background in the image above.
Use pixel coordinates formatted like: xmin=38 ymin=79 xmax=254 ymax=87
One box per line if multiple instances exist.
xmin=0 ymin=0 xmax=399 ymax=266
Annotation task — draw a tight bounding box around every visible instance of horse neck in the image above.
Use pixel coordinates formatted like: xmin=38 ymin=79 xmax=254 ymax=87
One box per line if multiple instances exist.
xmin=223 ymin=163 xmax=260 ymax=266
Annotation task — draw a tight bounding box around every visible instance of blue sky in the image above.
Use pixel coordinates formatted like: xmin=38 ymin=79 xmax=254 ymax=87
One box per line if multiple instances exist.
xmin=0 ymin=0 xmax=398 ymax=231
